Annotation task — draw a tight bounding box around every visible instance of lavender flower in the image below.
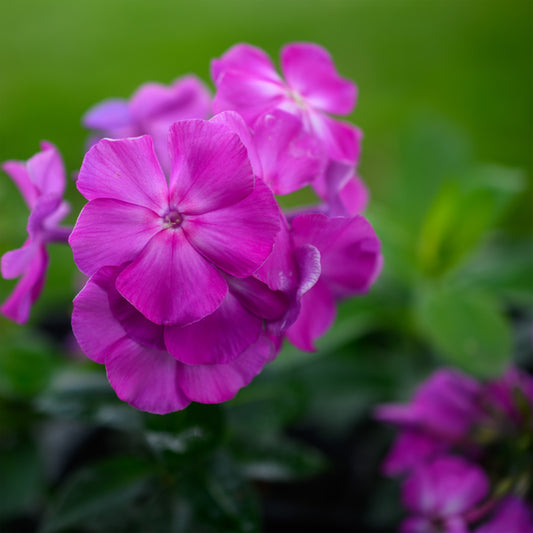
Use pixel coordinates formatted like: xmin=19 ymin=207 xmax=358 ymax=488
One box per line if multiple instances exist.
xmin=1 ymin=142 xmax=71 ymax=323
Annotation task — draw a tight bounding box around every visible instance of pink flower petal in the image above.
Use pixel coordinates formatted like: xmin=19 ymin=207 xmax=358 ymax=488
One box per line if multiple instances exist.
xmin=71 ymin=267 xmax=128 ymax=364
xmin=308 ymin=113 xmax=362 ymax=164
xmin=254 ymin=110 xmax=326 ymax=195
xmin=254 ymin=213 xmax=299 ymax=292
xmin=183 ymin=179 xmax=279 ymax=277
xmin=27 ymin=195 xmax=63 ymax=239
xmin=209 ymin=111 xmax=261 ymax=176
xmin=402 ymin=456 xmax=489 ymax=518
xmin=69 ymin=198 xmax=163 ymax=276
xmin=2 ymin=160 xmax=37 ymax=208
xmin=130 ymin=75 xmax=211 ymax=124
xmin=82 ymin=99 xmax=132 ymax=131
xmin=106 ymin=336 xmax=191 ymax=414
xmin=168 ymin=120 xmax=254 ymax=215
xmin=1 ymin=239 xmax=38 ymax=279
xmin=211 ymin=43 xmax=282 ymax=84
xmin=281 ymin=43 xmax=356 ymax=116
xmin=226 ymin=275 xmax=290 ymax=320
xmin=116 ymin=229 xmax=227 ymax=326
xmin=285 ymin=279 xmax=336 ymax=352
xmin=292 ymin=213 xmax=382 ymax=298
xmin=1 ymin=245 xmax=48 ymax=324
xmin=27 ymin=141 xmax=66 ymax=197
xmin=77 ymin=136 xmax=168 ymax=213
xmin=164 ymin=292 xmax=262 ymax=365
xmin=106 ymin=269 xmax=166 ymax=351
xmin=177 ymin=336 xmax=273 ymax=403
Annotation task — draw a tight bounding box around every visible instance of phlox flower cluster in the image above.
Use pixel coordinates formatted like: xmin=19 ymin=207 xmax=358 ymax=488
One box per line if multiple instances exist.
xmin=375 ymin=367 xmax=533 ymax=532
xmin=1 ymin=43 xmax=382 ymax=414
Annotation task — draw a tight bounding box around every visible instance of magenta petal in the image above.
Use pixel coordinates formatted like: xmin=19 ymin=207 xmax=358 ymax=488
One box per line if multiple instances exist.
xmin=254 ymin=110 xmax=326 ymax=195
xmin=309 ymin=113 xmax=362 ymax=164
xmin=1 ymin=246 xmax=47 ymax=325
xmin=211 ymin=44 xmax=282 ymax=84
xmin=106 ymin=336 xmax=190 ymax=414
xmin=82 ymin=99 xmax=132 ymax=131
xmin=164 ymin=292 xmax=262 ymax=365
xmin=2 ymin=160 xmax=37 ymax=208
xmin=475 ymin=497 xmax=533 ymax=533
xmin=226 ymin=276 xmax=290 ymax=320
xmin=292 ymin=213 xmax=382 ymax=298
xmin=130 ymin=75 xmax=211 ymax=124
xmin=1 ymin=239 xmax=37 ymax=279
xmin=281 ymin=43 xmax=356 ymax=115
xmin=168 ymin=120 xmax=254 ymax=215
xmin=403 ymin=456 xmax=489 ymax=518
xmin=71 ymin=267 xmax=127 ymax=364
xmin=77 ymin=136 xmax=168 ymax=212
xmin=380 ymin=430 xmax=447 ymax=476
xmin=69 ymin=198 xmax=162 ymax=276
xmin=27 ymin=195 xmax=62 ymax=239
xmin=285 ymin=279 xmax=336 ymax=352
xmin=254 ymin=213 xmax=299 ymax=292
xmin=177 ymin=336 xmax=273 ymax=403
xmin=210 ymin=111 xmax=261 ymax=176
xmin=116 ymin=229 xmax=227 ymax=326
xmin=27 ymin=141 xmax=66 ymax=197
xmin=184 ymin=179 xmax=279 ymax=277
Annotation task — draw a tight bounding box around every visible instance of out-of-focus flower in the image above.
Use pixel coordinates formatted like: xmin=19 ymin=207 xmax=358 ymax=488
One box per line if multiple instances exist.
xmin=400 ymin=456 xmax=490 ymax=533
xmin=69 ymin=119 xmax=280 ymax=327
xmin=212 ymin=42 xmax=361 ymax=165
xmin=376 ymin=366 xmax=533 ymax=531
xmin=375 ymin=369 xmax=482 ymax=472
xmin=473 ymin=496 xmax=533 ymax=533
xmin=285 ymin=212 xmax=382 ymax=351
xmin=83 ymin=75 xmax=211 ymax=172
xmin=1 ymin=142 xmax=71 ymax=323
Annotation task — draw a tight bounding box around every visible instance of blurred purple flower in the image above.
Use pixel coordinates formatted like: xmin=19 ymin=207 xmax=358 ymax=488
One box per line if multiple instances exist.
xmin=400 ymin=456 xmax=490 ymax=533
xmin=376 ymin=369 xmax=482 ymax=444
xmin=83 ymin=75 xmax=211 ymax=172
xmin=474 ymin=496 xmax=533 ymax=533
xmin=212 ymin=42 xmax=361 ymax=165
xmin=1 ymin=142 xmax=71 ymax=323
xmin=69 ymin=119 xmax=280 ymax=327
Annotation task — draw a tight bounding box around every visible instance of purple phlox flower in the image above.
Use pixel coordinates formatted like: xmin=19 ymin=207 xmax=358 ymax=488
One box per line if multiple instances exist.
xmin=69 ymin=119 xmax=281 ymax=328
xmin=314 ymin=159 xmax=369 ymax=216
xmin=83 ymin=75 xmax=212 ymax=172
xmin=211 ymin=42 xmax=361 ymax=165
xmin=285 ymin=212 xmax=382 ymax=351
xmin=400 ymin=455 xmax=490 ymax=533
xmin=482 ymin=366 xmax=533 ymax=428
xmin=72 ymin=265 xmax=275 ymax=414
xmin=473 ymin=496 xmax=533 ymax=533
xmin=211 ymin=109 xmax=327 ymax=196
xmin=376 ymin=369 xmax=483 ymax=444
xmin=1 ymin=141 xmax=71 ymax=324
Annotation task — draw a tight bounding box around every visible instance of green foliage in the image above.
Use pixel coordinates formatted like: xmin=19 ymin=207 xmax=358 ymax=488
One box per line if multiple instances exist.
xmin=415 ymin=285 xmax=512 ymax=377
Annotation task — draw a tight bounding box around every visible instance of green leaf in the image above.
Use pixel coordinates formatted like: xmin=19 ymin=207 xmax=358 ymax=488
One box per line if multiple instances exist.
xmin=0 ymin=439 xmax=44 ymax=520
xmin=0 ymin=331 xmax=58 ymax=399
xmin=417 ymin=165 xmax=524 ymax=277
xmin=415 ymin=284 xmax=512 ymax=377
xmin=41 ymin=456 xmax=154 ymax=533
xmin=235 ymin=436 xmax=327 ymax=482
xmin=143 ymin=403 xmax=224 ymax=459
xmin=37 ymin=365 xmax=143 ymax=432
xmin=174 ymin=452 xmax=260 ymax=533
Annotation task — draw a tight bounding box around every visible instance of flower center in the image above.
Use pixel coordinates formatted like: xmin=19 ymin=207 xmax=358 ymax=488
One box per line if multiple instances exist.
xmin=287 ymin=88 xmax=306 ymax=109
xmin=163 ymin=209 xmax=182 ymax=229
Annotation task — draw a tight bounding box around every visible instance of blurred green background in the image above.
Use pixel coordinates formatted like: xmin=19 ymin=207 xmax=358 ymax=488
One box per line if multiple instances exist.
xmin=0 ymin=1 xmax=531 ymax=531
